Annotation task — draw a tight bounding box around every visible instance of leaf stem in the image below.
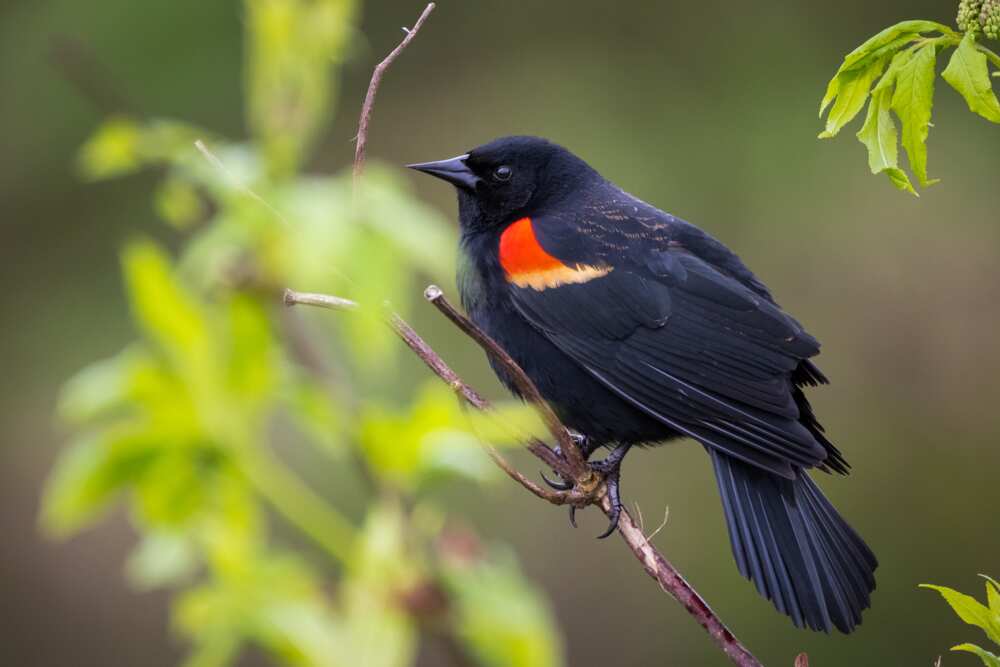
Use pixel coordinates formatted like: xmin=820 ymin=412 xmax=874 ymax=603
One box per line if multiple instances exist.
xmin=241 ymin=443 xmax=356 ymax=564
xmin=977 ymin=43 xmax=1000 ymax=70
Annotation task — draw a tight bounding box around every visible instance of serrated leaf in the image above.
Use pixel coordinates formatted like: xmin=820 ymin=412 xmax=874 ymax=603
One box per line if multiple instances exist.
xmin=821 ymin=20 xmax=953 ymax=117
xmin=819 ymin=56 xmax=890 ymax=138
xmin=891 ymin=42 xmax=938 ymax=186
xmin=922 ymin=584 xmax=1000 ymax=645
xmin=943 ymin=32 xmax=1000 ymax=123
xmin=841 ymin=21 xmax=953 ymax=70
xmin=856 ymin=77 xmax=917 ymax=195
xmin=952 ymin=643 xmax=1000 ymax=667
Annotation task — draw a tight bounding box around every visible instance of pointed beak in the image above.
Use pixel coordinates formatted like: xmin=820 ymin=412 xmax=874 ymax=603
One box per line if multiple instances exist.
xmin=407 ymin=154 xmax=480 ymax=191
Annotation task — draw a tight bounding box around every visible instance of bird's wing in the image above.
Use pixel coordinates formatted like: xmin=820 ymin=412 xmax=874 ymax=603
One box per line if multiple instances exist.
xmin=502 ymin=213 xmax=832 ymax=478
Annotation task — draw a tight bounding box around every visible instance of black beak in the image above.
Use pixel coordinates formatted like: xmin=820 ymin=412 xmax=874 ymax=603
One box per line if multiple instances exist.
xmin=407 ymin=154 xmax=480 ymax=191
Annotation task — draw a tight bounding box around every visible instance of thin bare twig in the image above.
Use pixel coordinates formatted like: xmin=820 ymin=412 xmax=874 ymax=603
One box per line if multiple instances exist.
xmin=353 ymin=2 xmax=436 ymax=186
xmin=424 ymin=285 xmax=590 ymax=481
xmin=282 ymin=289 xmax=573 ymax=505
xmin=283 ymin=287 xmax=762 ymax=667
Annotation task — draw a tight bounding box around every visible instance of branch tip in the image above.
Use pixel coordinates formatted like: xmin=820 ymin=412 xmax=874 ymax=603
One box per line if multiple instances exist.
xmin=424 ymin=284 xmax=443 ymax=301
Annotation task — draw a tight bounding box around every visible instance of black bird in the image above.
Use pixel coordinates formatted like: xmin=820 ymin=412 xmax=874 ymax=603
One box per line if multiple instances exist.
xmin=409 ymin=136 xmax=877 ymax=633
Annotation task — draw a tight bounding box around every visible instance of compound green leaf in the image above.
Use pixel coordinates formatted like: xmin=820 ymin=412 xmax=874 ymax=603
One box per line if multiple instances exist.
xmin=943 ymin=32 xmax=1000 ymax=123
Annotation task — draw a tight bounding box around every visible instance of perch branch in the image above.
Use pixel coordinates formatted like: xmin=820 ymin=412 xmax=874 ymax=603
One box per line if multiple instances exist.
xmin=282 ymin=289 xmax=574 ymax=505
xmin=282 ymin=287 xmax=762 ymax=667
xmin=353 ymin=2 xmax=436 ymax=186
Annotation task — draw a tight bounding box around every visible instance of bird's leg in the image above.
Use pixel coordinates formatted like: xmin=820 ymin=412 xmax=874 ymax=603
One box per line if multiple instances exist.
xmin=588 ymin=442 xmax=632 ymax=539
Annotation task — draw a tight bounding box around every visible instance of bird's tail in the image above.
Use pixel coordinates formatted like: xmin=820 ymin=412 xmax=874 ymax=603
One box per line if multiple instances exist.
xmin=708 ymin=449 xmax=878 ymax=633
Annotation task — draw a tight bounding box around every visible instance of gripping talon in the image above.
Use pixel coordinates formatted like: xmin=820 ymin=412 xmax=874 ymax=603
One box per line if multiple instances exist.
xmin=596 ymin=470 xmax=622 ymax=539
xmin=568 ymin=505 xmax=577 ymax=528
xmin=540 ymin=470 xmax=572 ymax=491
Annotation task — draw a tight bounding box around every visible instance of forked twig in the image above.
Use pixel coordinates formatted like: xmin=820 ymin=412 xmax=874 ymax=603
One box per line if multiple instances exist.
xmin=353 ymin=3 xmax=436 ymax=186
xmin=283 ymin=288 xmax=762 ymax=667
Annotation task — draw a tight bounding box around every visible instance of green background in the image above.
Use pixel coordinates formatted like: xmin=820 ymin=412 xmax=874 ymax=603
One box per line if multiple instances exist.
xmin=1 ymin=1 xmax=998 ymax=665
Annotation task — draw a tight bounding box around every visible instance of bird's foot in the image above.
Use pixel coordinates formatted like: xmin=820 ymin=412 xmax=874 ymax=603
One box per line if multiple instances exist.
xmin=540 ymin=440 xmax=631 ymax=539
xmin=587 ymin=443 xmax=630 ymax=539
xmin=539 ymin=431 xmax=591 ymax=491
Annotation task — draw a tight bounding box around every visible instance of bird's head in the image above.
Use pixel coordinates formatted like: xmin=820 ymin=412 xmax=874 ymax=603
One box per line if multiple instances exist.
xmin=408 ymin=135 xmax=599 ymax=231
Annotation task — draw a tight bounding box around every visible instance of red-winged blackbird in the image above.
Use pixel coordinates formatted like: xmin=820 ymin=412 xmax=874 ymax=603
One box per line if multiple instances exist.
xmin=409 ymin=136 xmax=877 ymax=633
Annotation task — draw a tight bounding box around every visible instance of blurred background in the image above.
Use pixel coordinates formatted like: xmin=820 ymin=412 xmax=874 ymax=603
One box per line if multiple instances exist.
xmin=2 ymin=1 xmax=999 ymax=665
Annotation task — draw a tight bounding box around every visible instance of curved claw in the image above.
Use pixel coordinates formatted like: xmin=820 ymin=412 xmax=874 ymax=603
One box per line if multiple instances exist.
xmin=596 ymin=471 xmax=623 ymax=539
xmin=539 ymin=470 xmax=572 ymax=491
xmin=596 ymin=509 xmax=620 ymax=539
xmin=568 ymin=505 xmax=577 ymax=528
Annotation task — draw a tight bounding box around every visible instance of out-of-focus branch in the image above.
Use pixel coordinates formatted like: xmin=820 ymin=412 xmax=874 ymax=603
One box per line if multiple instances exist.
xmin=353 ymin=2 xmax=436 ymax=186
xmin=48 ymin=35 xmax=139 ymax=116
xmin=282 ymin=287 xmax=763 ymax=667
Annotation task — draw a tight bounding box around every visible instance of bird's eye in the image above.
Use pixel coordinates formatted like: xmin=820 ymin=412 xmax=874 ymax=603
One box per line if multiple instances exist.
xmin=493 ymin=165 xmax=512 ymax=182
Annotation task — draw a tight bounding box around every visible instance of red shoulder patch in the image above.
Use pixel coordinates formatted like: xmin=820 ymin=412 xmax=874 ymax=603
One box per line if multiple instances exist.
xmin=499 ymin=217 xmax=563 ymax=275
xmin=498 ymin=217 xmax=611 ymax=290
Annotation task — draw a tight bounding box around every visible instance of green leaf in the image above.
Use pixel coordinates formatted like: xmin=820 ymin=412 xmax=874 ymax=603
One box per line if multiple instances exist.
xmin=819 ymin=55 xmax=890 ymax=138
xmin=840 ymin=21 xmax=954 ymax=71
xmin=921 ymin=584 xmax=1000 ymax=645
xmin=952 ymin=643 xmax=1000 ymax=667
xmin=853 ymin=49 xmax=919 ymax=195
xmin=155 ymin=176 xmax=208 ymax=230
xmin=856 ymin=85 xmax=916 ymax=195
xmin=943 ymin=32 xmax=1000 ymax=123
xmin=41 ymin=427 xmax=161 ymax=536
xmin=122 ymin=241 xmax=210 ymax=366
xmin=245 ymin=0 xmax=358 ymax=177
xmin=58 ymin=349 xmax=141 ymax=424
xmin=78 ymin=117 xmax=143 ymax=180
xmin=983 ymin=575 xmax=1000 ymax=613
xmin=891 ymin=42 xmax=938 ymax=186
xmin=820 ymin=20 xmax=955 ymax=118
xmin=224 ymin=295 xmax=277 ymax=403
xmin=444 ymin=549 xmax=564 ymax=667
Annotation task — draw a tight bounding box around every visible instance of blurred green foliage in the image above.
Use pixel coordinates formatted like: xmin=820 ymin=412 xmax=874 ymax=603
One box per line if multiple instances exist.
xmin=922 ymin=577 xmax=1000 ymax=666
xmin=40 ymin=1 xmax=562 ymax=666
xmin=819 ymin=12 xmax=1000 ymax=194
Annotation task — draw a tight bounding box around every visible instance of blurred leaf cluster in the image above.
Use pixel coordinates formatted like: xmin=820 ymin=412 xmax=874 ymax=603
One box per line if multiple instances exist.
xmin=922 ymin=577 xmax=1000 ymax=666
xmin=819 ymin=7 xmax=1000 ymax=195
xmin=41 ymin=2 xmax=562 ymax=666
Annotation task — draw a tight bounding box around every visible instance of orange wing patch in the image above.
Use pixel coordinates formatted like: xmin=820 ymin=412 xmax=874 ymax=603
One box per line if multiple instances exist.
xmin=499 ymin=217 xmax=611 ymax=290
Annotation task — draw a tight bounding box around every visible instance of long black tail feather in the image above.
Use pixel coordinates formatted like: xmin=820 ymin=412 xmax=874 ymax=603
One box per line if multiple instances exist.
xmin=709 ymin=449 xmax=878 ymax=633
